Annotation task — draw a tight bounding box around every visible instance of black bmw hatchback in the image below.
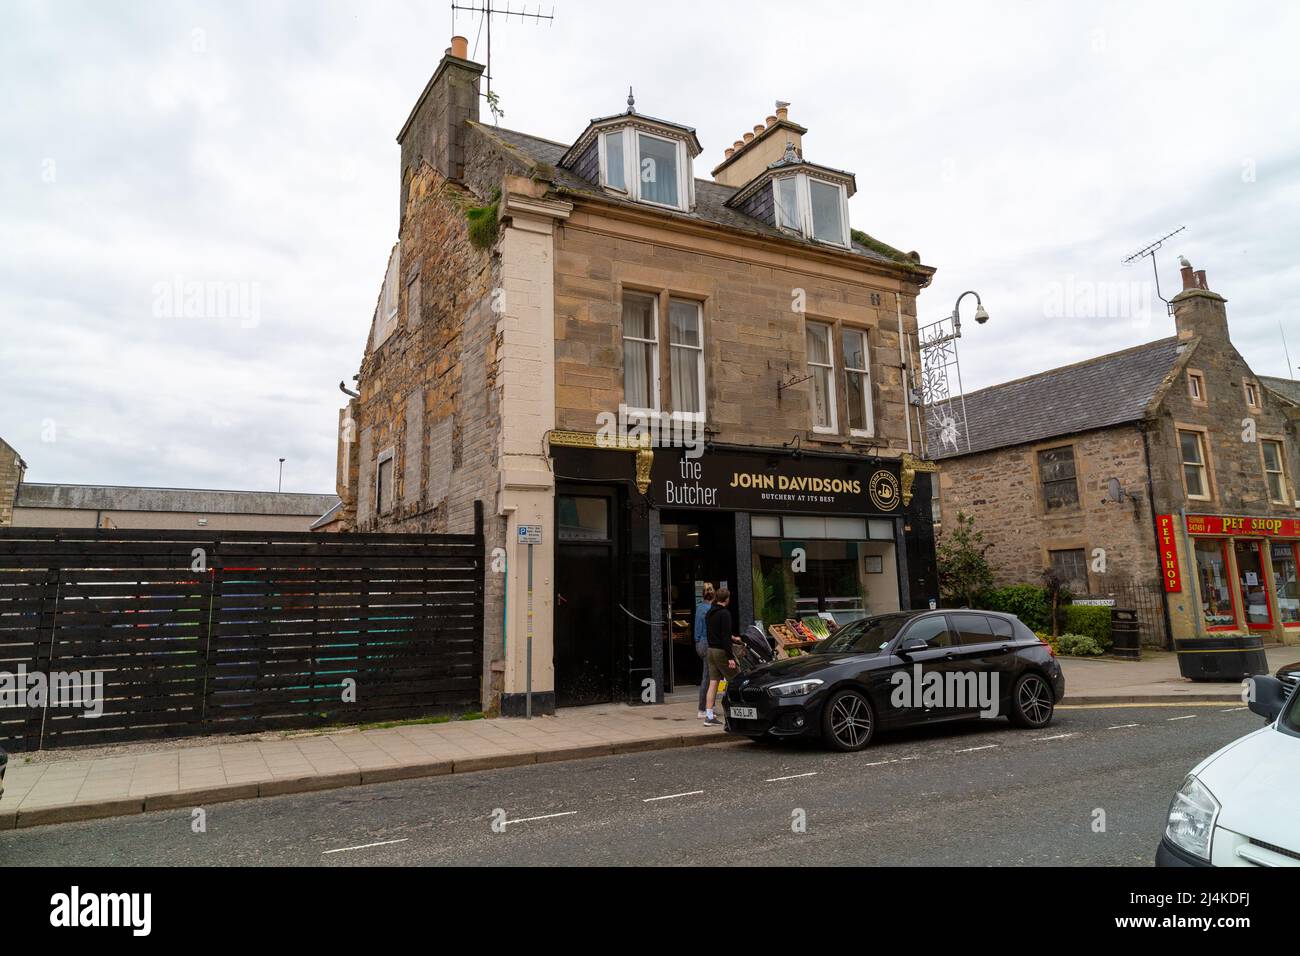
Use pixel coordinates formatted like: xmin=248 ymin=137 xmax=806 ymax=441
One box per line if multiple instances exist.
xmin=724 ymin=609 xmax=1065 ymax=751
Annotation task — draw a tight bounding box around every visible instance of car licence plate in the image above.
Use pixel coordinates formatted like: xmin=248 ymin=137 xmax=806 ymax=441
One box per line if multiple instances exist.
xmin=730 ymin=706 xmax=758 ymax=720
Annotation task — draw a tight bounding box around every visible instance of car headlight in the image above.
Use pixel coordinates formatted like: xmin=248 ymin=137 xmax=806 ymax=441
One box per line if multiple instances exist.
xmin=767 ymin=679 xmax=824 ymax=699
xmin=1165 ymin=774 xmax=1220 ymax=861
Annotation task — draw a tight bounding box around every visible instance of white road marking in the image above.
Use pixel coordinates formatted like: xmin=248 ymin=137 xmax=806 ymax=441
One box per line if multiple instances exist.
xmin=1167 ymin=715 xmax=1196 ymax=721
xmin=322 ymin=838 xmax=409 ymax=855
xmin=503 ymin=811 xmax=579 ymax=825
xmin=643 ymin=790 xmax=704 ymax=802
xmin=1031 ymin=733 xmax=1075 ymax=741
xmin=1107 ymin=724 xmax=1140 ymax=730
xmin=765 ymin=772 xmax=818 ymax=782
xmin=1221 ymin=707 xmax=1247 ymax=712
xmin=861 ymin=756 xmax=922 ymax=767
xmin=954 ymin=744 xmax=998 ymax=753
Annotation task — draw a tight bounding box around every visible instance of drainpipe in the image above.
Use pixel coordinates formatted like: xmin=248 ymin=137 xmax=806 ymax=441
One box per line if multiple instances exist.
xmin=897 ymin=296 xmax=913 ymax=455
xmin=500 ymin=504 xmax=515 ymax=656
xmin=1142 ymin=425 xmax=1175 ymax=650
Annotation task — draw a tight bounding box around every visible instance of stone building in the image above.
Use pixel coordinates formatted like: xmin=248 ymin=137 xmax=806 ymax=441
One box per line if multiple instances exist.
xmin=12 ymin=482 xmax=339 ymax=532
xmin=335 ymin=37 xmax=943 ymax=714
xmin=934 ymin=261 xmax=1300 ymax=669
xmin=0 ymin=438 xmax=27 ymax=528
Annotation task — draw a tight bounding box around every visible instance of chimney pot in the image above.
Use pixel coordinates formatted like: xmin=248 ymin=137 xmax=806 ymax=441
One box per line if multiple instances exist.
xmin=743 ymin=131 xmax=754 ymax=143
xmin=724 ymin=147 xmax=734 ymax=158
xmin=776 ymin=105 xmax=789 ymax=121
xmin=753 ymin=124 xmax=765 ymax=135
xmin=1195 ymin=269 xmax=1208 ymax=290
xmin=450 ymin=35 xmax=468 ymax=59
xmin=733 ymin=139 xmax=744 ymax=150
xmin=1180 ymin=265 xmax=1196 ymax=291
xmin=765 ymin=115 xmax=778 ymax=127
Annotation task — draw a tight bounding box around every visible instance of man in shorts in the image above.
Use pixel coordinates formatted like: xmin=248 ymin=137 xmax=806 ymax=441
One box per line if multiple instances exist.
xmin=703 ymin=588 xmax=737 ymax=726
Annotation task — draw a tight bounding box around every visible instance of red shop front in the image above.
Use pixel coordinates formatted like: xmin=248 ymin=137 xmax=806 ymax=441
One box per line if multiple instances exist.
xmin=1171 ymin=513 xmax=1296 ymax=679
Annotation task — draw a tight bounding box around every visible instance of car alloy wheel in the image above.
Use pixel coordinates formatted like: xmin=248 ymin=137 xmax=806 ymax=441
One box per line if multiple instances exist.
xmin=822 ymin=689 xmax=874 ymax=752
xmin=1010 ymin=673 xmax=1054 ymax=728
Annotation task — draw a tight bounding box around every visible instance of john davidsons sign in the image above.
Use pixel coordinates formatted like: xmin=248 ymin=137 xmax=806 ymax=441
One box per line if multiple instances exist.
xmin=651 ymin=447 xmax=902 ymax=516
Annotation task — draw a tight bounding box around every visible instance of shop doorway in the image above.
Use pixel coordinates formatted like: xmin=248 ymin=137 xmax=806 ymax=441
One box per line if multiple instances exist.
xmin=554 ymin=489 xmax=621 ymax=707
xmin=660 ymin=510 xmax=736 ymax=695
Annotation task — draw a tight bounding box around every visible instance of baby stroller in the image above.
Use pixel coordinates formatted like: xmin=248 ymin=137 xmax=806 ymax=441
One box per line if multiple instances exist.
xmin=734 ymin=623 xmax=777 ymax=672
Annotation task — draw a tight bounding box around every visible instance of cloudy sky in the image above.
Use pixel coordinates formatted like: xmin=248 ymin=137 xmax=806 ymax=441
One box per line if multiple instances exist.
xmin=3 ymin=0 xmax=1297 ymax=493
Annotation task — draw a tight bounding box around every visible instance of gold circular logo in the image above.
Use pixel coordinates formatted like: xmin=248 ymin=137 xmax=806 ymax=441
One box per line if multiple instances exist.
xmin=869 ymin=470 xmax=900 ymax=511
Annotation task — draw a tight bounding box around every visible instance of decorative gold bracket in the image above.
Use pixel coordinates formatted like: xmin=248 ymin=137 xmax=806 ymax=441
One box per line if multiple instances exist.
xmin=548 ymin=430 xmax=655 ymax=494
xmin=901 ymin=452 xmax=938 ymax=506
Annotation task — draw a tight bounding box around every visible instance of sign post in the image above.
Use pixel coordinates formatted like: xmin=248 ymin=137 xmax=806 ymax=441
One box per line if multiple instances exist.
xmin=517 ymin=524 xmax=543 ymax=719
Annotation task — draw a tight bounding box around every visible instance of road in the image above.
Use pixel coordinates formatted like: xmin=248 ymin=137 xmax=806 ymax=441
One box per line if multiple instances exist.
xmin=0 ymin=703 xmax=1260 ymax=866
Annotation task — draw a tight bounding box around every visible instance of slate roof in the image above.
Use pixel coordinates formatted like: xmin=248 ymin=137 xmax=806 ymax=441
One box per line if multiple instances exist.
xmin=1261 ymin=375 xmax=1300 ymax=405
xmin=473 ymin=123 xmax=925 ymax=272
xmin=16 ymin=483 xmax=340 ymax=517
xmin=927 ymin=337 xmax=1189 ymax=459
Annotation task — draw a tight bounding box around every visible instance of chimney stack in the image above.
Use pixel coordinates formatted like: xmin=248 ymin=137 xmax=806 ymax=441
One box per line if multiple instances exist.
xmin=712 ymin=100 xmax=808 ymax=187
xmin=1172 ymin=257 xmax=1230 ymax=343
xmin=395 ymin=37 xmax=485 ymax=220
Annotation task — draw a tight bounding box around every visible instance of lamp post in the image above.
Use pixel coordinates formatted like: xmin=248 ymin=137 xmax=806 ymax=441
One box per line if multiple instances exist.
xmin=917 ymin=291 xmax=990 ymax=456
xmin=278 ymin=458 xmax=285 ymax=493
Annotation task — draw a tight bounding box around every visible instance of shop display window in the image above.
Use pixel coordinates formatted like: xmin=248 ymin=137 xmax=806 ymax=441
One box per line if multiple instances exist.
xmin=1234 ymin=540 xmax=1274 ymax=629
xmin=1194 ymin=538 xmax=1236 ymax=630
xmin=1270 ymin=542 xmax=1300 ymax=626
xmin=752 ymin=538 xmax=898 ymax=625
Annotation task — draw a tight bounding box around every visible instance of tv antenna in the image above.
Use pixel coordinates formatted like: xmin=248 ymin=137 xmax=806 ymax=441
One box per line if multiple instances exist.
xmin=1122 ymin=225 xmax=1185 ymax=316
xmin=450 ymin=1 xmax=555 ymax=111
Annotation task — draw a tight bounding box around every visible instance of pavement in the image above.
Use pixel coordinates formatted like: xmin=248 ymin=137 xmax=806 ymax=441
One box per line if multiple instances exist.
xmin=0 ymin=703 xmax=1263 ymax=865
xmin=1 ymin=644 xmax=1292 ymax=832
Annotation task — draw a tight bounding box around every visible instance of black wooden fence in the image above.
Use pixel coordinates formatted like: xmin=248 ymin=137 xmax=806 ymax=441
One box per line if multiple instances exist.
xmin=0 ymin=518 xmax=484 ymax=751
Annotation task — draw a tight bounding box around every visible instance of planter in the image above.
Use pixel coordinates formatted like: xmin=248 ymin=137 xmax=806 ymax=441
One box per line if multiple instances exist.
xmin=1175 ymin=634 xmax=1268 ymax=681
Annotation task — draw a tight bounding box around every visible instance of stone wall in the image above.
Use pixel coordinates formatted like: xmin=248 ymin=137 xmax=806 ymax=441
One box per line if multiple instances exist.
xmin=552 ymin=205 xmax=929 ymax=458
xmin=937 ymin=424 xmax=1158 ymax=591
xmin=0 ymin=439 xmax=25 ymax=527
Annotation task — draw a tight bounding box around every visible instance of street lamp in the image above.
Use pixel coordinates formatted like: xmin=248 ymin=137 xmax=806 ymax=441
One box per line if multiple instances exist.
xmin=918 ymin=290 xmax=990 ymax=455
xmin=951 ymin=290 xmax=990 ymax=333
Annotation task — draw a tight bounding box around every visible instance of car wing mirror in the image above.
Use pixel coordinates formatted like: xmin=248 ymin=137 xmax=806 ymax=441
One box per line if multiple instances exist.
xmin=1247 ymin=675 xmax=1288 ymax=723
xmin=898 ymin=637 xmax=928 ymax=656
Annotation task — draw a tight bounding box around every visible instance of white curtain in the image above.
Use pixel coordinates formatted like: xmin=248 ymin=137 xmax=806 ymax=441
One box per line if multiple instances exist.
xmin=623 ymin=294 xmax=656 ymax=409
xmin=638 ymin=134 xmax=679 ymax=207
xmin=669 ymin=300 xmax=701 ymax=414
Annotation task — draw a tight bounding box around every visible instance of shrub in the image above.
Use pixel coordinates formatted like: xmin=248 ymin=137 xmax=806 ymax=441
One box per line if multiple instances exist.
xmin=465 ymin=188 xmax=501 ymax=250
xmin=937 ymin=512 xmax=994 ymax=608
xmin=980 ymin=584 xmax=1051 ymax=631
xmin=1062 ymin=604 xmax=1112 ymax=650
xmin=1034 ymin=629 xmax=1059 ymax=654
xmin=1058 ymin=632 xmax=1105 ymax=656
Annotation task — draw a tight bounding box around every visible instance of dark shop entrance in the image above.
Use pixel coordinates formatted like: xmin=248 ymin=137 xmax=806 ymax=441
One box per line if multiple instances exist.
xmin=554 ymin=486 xmax=622 ymax=707
xmin=660 ymin=509 xmax=736 ymax=694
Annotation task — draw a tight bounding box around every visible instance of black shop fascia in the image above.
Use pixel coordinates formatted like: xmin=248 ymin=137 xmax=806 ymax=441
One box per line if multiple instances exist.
xmin=548 ymin=440 xmax=938 ymax=709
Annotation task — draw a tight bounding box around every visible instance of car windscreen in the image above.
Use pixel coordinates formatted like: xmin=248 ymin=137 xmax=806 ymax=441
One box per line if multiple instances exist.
xmin=813 ymin=614 xmax=909 ymax=654
xmin=1279 ymin=682 xmax=1300 ymax=736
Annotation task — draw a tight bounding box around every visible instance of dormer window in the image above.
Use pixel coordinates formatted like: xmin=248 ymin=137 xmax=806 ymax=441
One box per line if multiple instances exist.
xmin=773 ymin=173 xmax=850 ymax=247
xmin=598 ymin=127 xmax=692 ymax=210
xmin=561 ymin=101 xmax=702 ymax=213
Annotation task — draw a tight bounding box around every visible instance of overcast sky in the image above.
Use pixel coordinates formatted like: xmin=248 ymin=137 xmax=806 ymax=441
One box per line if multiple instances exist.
xmin=3 ymin=0 xmax=1298 ymax=494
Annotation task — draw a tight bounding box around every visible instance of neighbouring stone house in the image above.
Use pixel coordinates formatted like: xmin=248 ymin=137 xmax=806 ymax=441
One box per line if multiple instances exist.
xmin=12 ymin=482 xmax=339 ymax=532
xmin=0 ymin=438 xmax=27 ymax=527
xmin=933 ymin=261 xmax=1300 ymax=672
xmin=335 ymin=37 xmax=945 ymax=715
